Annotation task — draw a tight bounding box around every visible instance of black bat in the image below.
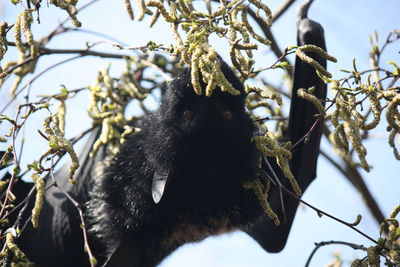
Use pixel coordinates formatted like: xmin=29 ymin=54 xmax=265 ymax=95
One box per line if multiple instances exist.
xmin=9 ymin=1 xmax=327 ymax=266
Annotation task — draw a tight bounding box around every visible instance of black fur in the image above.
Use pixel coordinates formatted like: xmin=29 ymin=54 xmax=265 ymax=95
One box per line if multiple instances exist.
xmin=14 ymin=1 xmax=327 ymax=265
xmin=87 ymin=62 xmax=263 ymax=266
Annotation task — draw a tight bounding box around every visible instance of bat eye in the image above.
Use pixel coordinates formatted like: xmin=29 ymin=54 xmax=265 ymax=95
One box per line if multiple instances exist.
xmin=183 ymin=110 xmax=193 ymax=119
xmin=222 ymin=110 xmax=232 ymax=120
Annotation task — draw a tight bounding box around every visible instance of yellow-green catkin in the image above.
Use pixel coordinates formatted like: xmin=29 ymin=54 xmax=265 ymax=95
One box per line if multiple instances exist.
xmin=296 ymin=44 xmax=337 ymax=78
xmin=243 ymin=179 xmax=280 ymax=225
xmin=125 ymin=0 xmax=135 ymax=20
xmin=366 ymin=246 xmax=380 ymax=267
xmin=253 ymin=133 xmax=302 ymax=196
xmin=386 ymin=94 xmax=400 ymax=132
xmin=147 ymin=0 xmax=176 ymax=23
xmin=31 ymin=173 xmax=45 ymax=228
xmin=0 ymin=233 xmax=34 ymax=266
xmin=297 ymin=88 xmax=325 ymax=116
xmin=43 ymin=115 xmax=79 ymax=183
xmin=49 ymin=0 xmax=82 ymax=27
xmin=0 ymin=22 xmax=8 ymax=61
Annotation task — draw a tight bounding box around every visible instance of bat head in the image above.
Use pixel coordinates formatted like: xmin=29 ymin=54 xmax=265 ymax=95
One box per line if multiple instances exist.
xmin=158 ymin=60 xmax=253 ymax=144
xmin=146 ymin=59 xmax=257 ymax=204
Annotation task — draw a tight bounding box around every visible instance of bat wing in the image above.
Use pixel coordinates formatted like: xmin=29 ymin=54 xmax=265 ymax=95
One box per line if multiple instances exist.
xmin=244 ymin=2 xmax=327 ymax=253
xmin=17 ymin=127 xmax=103 ymax=267
xmin=0 ymin=172 xmax=34 ymax=225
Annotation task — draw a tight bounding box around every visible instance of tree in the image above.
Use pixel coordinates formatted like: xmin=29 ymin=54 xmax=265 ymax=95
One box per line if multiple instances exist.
xmin=0 ymin=0 xmax=399 ymax=266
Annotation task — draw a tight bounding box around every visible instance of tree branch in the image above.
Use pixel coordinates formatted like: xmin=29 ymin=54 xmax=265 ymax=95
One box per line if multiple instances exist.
xmin=247 ymin=8 xmax=293 ymax=78
xmin=272 ymin=0 xmax=297 ymax=23
xmin=305 ymin=240 xmax=368 ymax=267
xmin=6 ymin=42 xmax=131 ymax=59
xmin=38 ymin=46 xmax=130 ymax=59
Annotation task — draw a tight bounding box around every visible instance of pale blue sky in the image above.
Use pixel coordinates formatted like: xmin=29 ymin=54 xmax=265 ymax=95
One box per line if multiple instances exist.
xmin=0 ymin=1 xmax=399 ymax=266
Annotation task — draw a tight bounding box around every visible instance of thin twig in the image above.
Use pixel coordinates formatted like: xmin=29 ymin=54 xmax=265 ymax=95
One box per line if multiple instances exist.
xmin=0 ymin=56 xmax=36 ymax=78
xmin=7 ymin=42 xmax=131 ymax=59
xmin=305 ymin=240 xmax=368 ymax=267
xmin=44 ymin=0 xmax=101 ymax=44
xmin=253 ymin=50 xmax=296 ymax=74
xmin=59 ymin=27 xmax=129 ymax=46
xmin=12 ymin=182 xmax=56 ymax=231
xmin=38 ymin=46 xmax=130 ymax=58
xmin=3 ymin=126 xmax=96 ymax=230
xmin=38 ymin=87 xmax=88 ymax=101
xmin=282 ymin=183 xmax=377 ymax=243
xmin=49 ymin=158 xmax=96 ymax=267
xmin=246 ymin=8 xmax=293 ymax=78
xmin=263 ymin=155 xmax=378 ymax=244
xmin=290 ymin=91 xmax=338 ymax=150
xmin=320 ymin=124 xmax=386 ymax=227
xmin=1 ymin=55 xmax=82 ymax=113
xmin=0 ymin=106 xmax=26 ymax=219
xmin=252 ymin=116 xmax=287 ymax=123
xmin=290 ymin=117 xmax=321 ymax=150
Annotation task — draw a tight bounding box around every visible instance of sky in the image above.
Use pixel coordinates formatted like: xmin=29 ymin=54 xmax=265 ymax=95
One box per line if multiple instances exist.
xmin=0 ymin=0 xmax=399 ymax=266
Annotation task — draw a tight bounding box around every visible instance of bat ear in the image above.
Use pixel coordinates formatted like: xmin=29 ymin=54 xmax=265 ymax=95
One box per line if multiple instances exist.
xmin=152 ymin=168 xmax=170 ymax=203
